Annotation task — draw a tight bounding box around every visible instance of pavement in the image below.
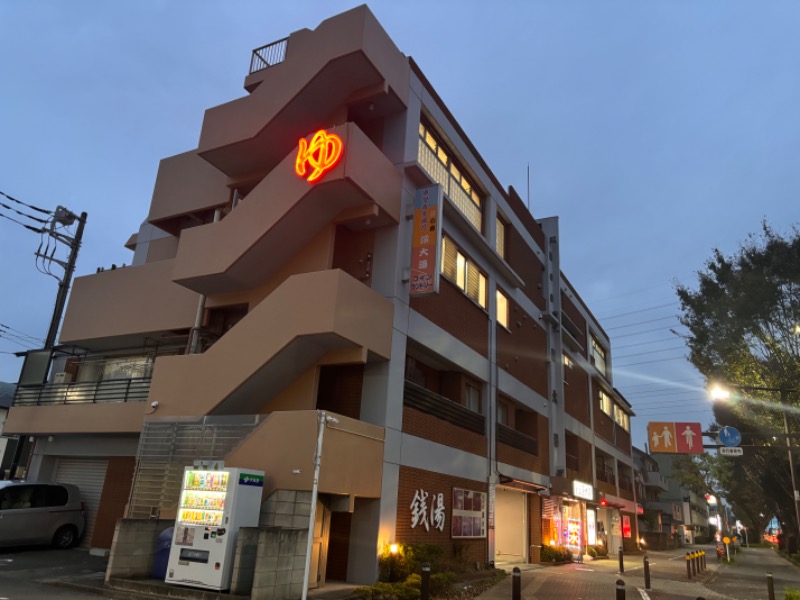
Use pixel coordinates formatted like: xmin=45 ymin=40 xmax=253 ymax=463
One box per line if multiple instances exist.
xmin=2 ymin=543 xmax=799 ymax=599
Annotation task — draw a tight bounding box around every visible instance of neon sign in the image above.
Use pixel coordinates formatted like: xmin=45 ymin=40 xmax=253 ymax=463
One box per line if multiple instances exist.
xmin=295 ymin=129 xmax=343 ymax=183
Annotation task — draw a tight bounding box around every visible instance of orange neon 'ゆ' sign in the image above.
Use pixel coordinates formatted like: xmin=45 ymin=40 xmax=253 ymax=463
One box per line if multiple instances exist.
xmin=295 ymin=130 xmax=344 ymax=182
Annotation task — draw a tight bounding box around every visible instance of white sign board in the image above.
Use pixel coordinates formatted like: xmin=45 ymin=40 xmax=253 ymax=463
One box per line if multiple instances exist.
xmin=573 ymin=480 xmax=594 ymax=501
xmin=719 ymin=447 xmax=743 ymax=456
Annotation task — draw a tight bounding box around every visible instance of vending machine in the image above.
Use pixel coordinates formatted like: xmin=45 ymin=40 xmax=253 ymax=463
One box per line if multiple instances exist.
xmin=165 ymin=465 xmax=264 ymax=591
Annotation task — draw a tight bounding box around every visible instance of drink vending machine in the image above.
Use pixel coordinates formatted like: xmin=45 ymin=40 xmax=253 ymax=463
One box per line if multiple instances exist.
xmin=165 ymin=466 xmax=264 ymax=590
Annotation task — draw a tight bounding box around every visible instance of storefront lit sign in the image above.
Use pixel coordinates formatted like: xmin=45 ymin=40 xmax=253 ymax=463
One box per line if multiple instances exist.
xmin=573 ymin=480 xmax=594 ymax=501
xmin=567 ymin=518 xmax=581 ymax=549
xmin=295 ymin=129 xmax=343 ymax=183
xmin=622 ymin=515 xmax=632 ymax=538
xmin=587 ymin=509 xmax=597 ymax=545
xmin=409 ymin=488 xmax=446 ymax=532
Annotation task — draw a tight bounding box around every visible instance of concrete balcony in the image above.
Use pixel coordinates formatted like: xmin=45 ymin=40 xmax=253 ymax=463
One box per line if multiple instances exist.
xmin=5 ymin=398 xmax=146 ymax=436
xmin=59 ymin=259 xmax=199 ymax=351
xmin=147 ymin=269 xmax=393 ymax=418
xmin=225 ymin=410 xmax=384 ymax=499
xmin=172 ymin=122 xmax=401 ymax=296
xmin=643 ymin=470 xmax=669 ymax=492
xmin=197 ymin=5 xmax=409 ymax=179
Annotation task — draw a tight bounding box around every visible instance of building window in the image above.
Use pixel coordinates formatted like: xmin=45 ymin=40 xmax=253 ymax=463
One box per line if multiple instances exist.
xmin=590 ymin=336 xmax=607 ymax=377
xmin=497 ymin=399 xmax=509 ymax=426
xmin=496 ymin=216 xmax=506 ymax=258
xmin=496 ymin=290 xmax=509 ymax=328
xmin=465 ymin=384 xmax=481 ymax=414
xmin=599 ymin=389 xmax=612 ymax=417
xmin=418 ymin=121 xmax=483 ymax=232
xmin=614 ymin=405 xmax=630 ymax=431
xmin=563 ymin=353 xmax=574 ymax=369
xmin=452 ymin=488 xmax=487 ymax=538
xmin=441 ymin=236 xmax=487 ymax=309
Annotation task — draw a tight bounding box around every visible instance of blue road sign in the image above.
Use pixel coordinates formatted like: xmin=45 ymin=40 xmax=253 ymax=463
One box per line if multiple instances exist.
xmin=718 ymin=426 xmax=742 ymax=447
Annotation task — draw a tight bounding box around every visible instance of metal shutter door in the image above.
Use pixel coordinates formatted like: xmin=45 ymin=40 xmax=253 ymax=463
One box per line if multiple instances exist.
xmin=54 ymin=458 xmax=108 ymax=549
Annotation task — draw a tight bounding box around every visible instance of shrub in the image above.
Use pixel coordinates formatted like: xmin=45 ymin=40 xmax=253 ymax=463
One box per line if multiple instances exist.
xmin=354 ymin=581 xmax=420 ymax=600
xmin=784 ymin=588 xmax=800 ymax=600
xmin=540 ymin=544 xmax=573 ymax=563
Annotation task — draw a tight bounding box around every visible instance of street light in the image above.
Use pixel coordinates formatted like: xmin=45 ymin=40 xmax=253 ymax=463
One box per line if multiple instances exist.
xmin=710 ymin=383 xmax=800 ymax=544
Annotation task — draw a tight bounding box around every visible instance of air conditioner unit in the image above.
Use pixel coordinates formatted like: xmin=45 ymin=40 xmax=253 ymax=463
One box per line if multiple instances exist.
xmin=53 ymin=372 xmax=73 ymax=384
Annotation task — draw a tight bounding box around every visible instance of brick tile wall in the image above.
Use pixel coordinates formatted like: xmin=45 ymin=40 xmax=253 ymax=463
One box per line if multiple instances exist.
xmin=396 ymin=466 xmax=487 ymax=563
xmin=403 ymin=406 xmax=487 ymax=456
xmin=92 ymin=456 xmax=136 ymax=548
xmin=317 ymin=364 xmax=363 ymax=419
xmin=506 ymin=229 xmax=546 ymax=311
xmin=564 ymin=362 xmax=590 ymax=426
xmin=410 ymin=278 xmax=489 ymax=357
xmin=496 ymin=303 xmax=548 ymax=397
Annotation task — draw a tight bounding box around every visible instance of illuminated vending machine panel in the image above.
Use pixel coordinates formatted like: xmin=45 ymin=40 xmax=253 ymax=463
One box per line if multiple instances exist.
xmin=165 ymin=466 xmax=264 ymax=591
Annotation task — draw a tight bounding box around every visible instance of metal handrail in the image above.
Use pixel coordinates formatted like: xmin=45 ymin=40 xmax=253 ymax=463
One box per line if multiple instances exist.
xmin=13 ymin=377 xmax=151 ymax=406
xmin=249 ymin=38 xmax=288 ymax=74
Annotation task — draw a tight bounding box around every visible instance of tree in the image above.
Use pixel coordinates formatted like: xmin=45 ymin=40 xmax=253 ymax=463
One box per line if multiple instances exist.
xmin=676 ymin=223 xmax=800 ymax=536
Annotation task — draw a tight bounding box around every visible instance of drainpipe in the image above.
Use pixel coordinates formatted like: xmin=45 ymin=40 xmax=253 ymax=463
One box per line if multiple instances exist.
xmin=187 ymin=208 xmax=222 ymax=354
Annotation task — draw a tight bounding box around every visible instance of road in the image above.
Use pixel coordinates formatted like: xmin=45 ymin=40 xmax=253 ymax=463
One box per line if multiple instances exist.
xmin=485 ymin=544 xmax=800 ymax=600
xmin=0 ymin=546 xmax=108 ymax=599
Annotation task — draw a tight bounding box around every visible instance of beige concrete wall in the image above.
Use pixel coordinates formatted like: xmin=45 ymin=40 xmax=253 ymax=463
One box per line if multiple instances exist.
xmin=59 ymin=259 xmax=198 ymax=346
xmin=5 ymin=400 xmax=146 ymax=435
xmin=224 ymin=411 xmax=384 ymax=499
xmin=146 ymin=269 xmax=392 ymax=418
xmin=147 ymin=150 xmax=231 ymax=229
xmin=200 ymin=5 xmax=409 ymax=176
xmin=172 ymin=122 xmax=401 ymax=295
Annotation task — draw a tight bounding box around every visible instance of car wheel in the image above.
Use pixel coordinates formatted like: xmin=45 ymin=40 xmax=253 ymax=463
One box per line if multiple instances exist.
xmin=52 ymin=525 xmax=78 ymax=549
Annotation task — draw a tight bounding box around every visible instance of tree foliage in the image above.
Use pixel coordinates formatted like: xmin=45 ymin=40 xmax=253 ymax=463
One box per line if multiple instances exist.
xmin=676 ymin=223 xmax=800 ymax=535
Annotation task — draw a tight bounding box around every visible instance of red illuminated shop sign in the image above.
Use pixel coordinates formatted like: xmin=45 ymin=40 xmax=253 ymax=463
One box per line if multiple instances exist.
xmin=295 ymin=129 xmax=343 ymax=183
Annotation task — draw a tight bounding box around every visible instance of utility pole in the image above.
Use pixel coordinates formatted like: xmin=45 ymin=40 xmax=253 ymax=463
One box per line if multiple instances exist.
xmin=39 ymin=207 xmax=88 ymax=349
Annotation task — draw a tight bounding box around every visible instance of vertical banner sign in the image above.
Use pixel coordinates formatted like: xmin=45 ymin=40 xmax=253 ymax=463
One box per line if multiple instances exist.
xmin=622 ymin=515 xmax=632 ymax=538
xmin=410 ymin=185 xmax=442 ymax=297
xmin=587 ymin=509 xmax=597 ymax=546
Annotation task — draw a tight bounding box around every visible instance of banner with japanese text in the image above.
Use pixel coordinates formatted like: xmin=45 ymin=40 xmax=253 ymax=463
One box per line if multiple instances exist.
xmin=410 ymin=185 xmax=442 ymax=297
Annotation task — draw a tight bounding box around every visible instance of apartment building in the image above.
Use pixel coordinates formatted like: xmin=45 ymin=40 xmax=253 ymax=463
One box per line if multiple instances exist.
xmin=6 ymin=5 xmax=635 ymax=589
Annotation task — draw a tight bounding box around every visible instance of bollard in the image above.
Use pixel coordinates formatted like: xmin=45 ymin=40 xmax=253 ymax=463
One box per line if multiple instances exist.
xmin=616 ymin=578 xmax=626 ymax=600
xmin=686 ymin=553 xmax=692 ymax=579
xmin=421 ymin=562 xmax=431 ymax=600
xmin=701 ymin=551 xmax=706 ymax=571
xmin=767 ymin=572 xmax=775 ymax=600
xmin=512 ymin=566 xmax=521 ymax=600
xmin=692 ymin=552 xmax=698 ymax=576
xmin=643 ymin=556 xmax=651 ymax=590
xmin=618 ymin=545 xmax=625 ymax=573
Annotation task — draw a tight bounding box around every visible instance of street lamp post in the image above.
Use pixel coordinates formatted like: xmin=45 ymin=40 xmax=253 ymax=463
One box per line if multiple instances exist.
xmin=710 ymin=384 xmax=800 ymax=544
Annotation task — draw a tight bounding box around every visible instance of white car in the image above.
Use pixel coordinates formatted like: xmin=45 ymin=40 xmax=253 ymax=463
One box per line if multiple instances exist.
xmin=0 ymin=481 xmax=85 ymax=548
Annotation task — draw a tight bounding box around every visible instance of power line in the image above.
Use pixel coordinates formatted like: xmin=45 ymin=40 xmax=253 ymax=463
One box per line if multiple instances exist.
xmin=613 ymin=325 xmax=683 ymax=340
xmin=606 ymin=315 xmax=678 ymax=332
xmin=599 ymin=302 xmax=678 ymax=321
xmin=0 ymin=323 xmax=43 ymax=344
xmin=614 ymin=336 xmax=680 ymax=350
xmin=0 ymin=209 xmax=45 ymax=234
xmin=0 ymin=189 xmax=52 ymax=215
xmin=614 ymin=344 xmax=687 ymax=360
xmin=615 ymin=355 xmax=691 ymax=368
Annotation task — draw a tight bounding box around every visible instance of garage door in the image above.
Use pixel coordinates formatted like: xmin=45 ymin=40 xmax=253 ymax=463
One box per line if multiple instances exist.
xmin=54 ymin=458 xmax=108 ymax=549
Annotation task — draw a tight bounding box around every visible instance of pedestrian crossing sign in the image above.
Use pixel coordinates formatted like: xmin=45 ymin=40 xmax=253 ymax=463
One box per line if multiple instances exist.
xmin=648 ymin=422 xmax=703 ymax=454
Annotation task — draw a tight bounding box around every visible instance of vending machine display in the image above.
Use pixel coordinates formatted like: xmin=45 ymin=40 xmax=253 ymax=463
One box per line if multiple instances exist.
xmin=165 ymin=466 xmax=264 ymax=591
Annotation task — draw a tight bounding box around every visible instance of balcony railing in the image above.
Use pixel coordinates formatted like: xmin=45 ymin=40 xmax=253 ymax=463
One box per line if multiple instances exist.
xmin=417 ymin=139 xmax=482 ymax=232
xmin=566 ymin=453 xmax=580 ymax=471
xmin=403 ymin=380 xmax=485 ymax=435
xmin=496 ymin=424 xmax=538 ymax=456
xmin=249 ymin=38 xmax=288 ymax=74
xmin=596 ymin=466 xmax=616 ymax=486
xmin=14 ymin=377 xmax=151 ymax=406
xmin=618 ymin=475 xmax=633 ymax=493
xmin=643 ymin=470 xmax=669 ymax=490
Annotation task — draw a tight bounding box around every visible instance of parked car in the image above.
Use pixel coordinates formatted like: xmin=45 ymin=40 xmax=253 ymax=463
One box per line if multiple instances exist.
xmin=0 ymin=481 xmax=85 ymax=549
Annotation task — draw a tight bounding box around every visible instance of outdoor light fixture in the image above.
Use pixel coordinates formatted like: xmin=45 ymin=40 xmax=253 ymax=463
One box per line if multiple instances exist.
xmin=389 ymin=543 xmax=399 ymax=554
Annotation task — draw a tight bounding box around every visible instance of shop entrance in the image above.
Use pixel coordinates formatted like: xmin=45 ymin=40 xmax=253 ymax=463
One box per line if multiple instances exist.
xmin=494 ymin=487 xmax=527 ymax=564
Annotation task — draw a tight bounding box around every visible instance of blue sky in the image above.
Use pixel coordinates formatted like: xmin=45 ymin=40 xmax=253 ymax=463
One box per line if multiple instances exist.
xmin=1 ymin=1 xmax=798 ymax=449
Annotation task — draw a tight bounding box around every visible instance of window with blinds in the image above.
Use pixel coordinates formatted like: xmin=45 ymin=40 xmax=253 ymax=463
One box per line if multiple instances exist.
xmin=496 ymin=217 xmax=506 ymax=258
xmin=441 ymin=236 xmax=487 ymax=309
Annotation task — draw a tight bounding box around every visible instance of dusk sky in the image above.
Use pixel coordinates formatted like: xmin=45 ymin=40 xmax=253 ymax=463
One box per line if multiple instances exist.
xmin=1 ymin=1 xmax=798 ymax=449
